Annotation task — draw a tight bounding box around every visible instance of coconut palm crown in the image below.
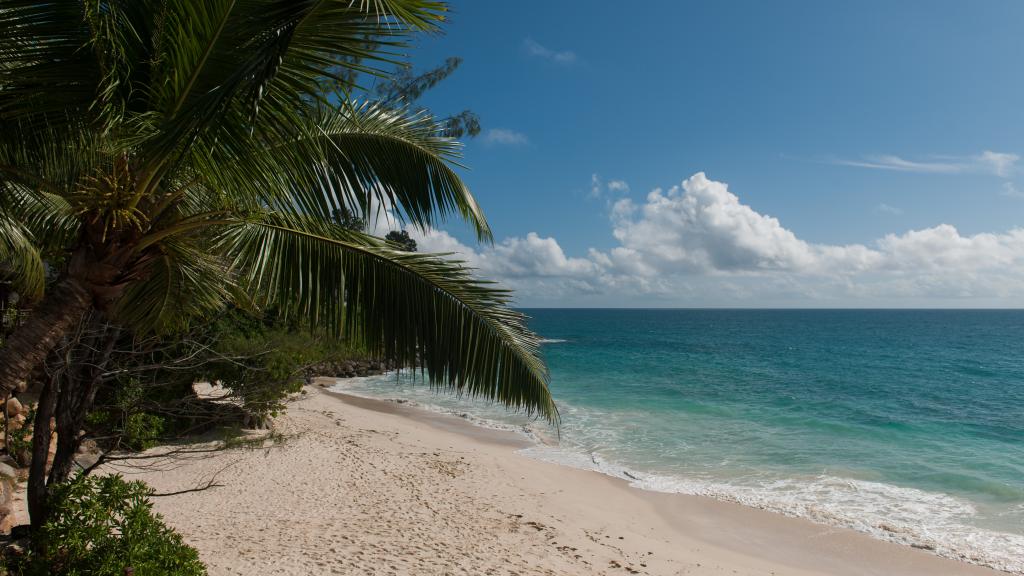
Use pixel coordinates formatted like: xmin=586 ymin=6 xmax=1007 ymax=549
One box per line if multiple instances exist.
xmin=0 ymin=0 xmax=556 ymax=421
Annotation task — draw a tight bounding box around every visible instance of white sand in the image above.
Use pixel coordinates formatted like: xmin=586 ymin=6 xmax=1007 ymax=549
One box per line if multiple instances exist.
xmin=110 ymin=385 xmax=1002 ymax=576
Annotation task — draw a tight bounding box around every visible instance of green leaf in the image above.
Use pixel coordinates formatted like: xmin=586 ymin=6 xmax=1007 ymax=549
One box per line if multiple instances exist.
xmin=218 ymin=215 xmax=556 ymax=422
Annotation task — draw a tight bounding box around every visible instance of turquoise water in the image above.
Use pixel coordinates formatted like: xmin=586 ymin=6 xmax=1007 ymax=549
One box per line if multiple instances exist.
xmin=331 ymin=309 xmax=1024 ymax=573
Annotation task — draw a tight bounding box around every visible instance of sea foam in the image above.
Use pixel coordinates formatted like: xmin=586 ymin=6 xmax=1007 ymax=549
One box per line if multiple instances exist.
xmin=332 ymin=374 xmax=1024 ymax=574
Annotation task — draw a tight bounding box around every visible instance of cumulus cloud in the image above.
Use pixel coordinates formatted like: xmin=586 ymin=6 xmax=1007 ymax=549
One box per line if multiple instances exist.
xmin=523 ymin=38 xmax=576 ymax=64
xmin=405 ymin=173 xmax=1024 ymax=306
xmin=413 ymin=229 xmax=610 ymax=299
xmin=588 ymin=174 xmax=630 ymax=199
xmin=607 ymin=179 xmax=630 ymax=193
xmin=876 ymin=203 xmax=903 ymax=215
xmin=416 ymin=230 xmax=593 ymax=277
xmin=604 ymin=173 xmax=882 ymax=275
xmin=482 ymin=128 xmax=528 ymax=146
xmin=876 ymin=225 xmax=1024 ymax=272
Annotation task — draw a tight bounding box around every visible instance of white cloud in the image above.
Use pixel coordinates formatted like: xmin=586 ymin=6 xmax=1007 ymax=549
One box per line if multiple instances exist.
xmin=416 ymin=230 xmax=595 ymax=278
xmin=1001 ymin=182 xmax=1024 ymax=198
xmin=978 ymin=151 xmax=1019 ymax=177
xmin=831 ymin=150 xmax=1018 ymax=177
xmin=605 ymin=173 xmax=880 ymax=275
xmin=588 ymin=174 xmax=629 ymax=199
xmin=589 ymin=173 xmax=602 ymax=198
xmin=523 ymin=38 xmax=576 ymax=64
xmin=876 ymin=224 xmax=1024 ymax=272
xmin=482 ymin=128 xmax=528 ymax=146
xmin=833 ymin=155 xmax=962 ymax=173
xmin=876 ymin=203 xmax=903 ymax=215
xmin=406 ymin=173 xmax=1024 ymax=306
xmin=607 ymin=179 xmax=630 ymax=193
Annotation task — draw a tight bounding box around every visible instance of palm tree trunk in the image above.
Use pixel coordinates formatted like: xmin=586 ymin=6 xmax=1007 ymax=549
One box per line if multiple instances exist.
xmin=48 ymin=323 xmax=119 ymax=485
xmin=0 ymin=277 xmax=93 ymax=396
xmin=27 ymin=374 xmax=58 ymax=532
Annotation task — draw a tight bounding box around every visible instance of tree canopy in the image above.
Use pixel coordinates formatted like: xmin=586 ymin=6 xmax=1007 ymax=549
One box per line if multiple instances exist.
xmin=0 ymin=1 xmax=555 ymax=421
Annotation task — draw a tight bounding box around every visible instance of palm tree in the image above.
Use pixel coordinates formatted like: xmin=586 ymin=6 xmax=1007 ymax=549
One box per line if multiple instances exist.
xmin=0 ymin=0 xmax=555 ymax=422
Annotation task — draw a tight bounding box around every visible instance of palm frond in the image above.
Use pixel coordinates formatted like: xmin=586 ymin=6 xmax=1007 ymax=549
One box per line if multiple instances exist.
xmin=220 ymin=101 xmax=489 ymax=240
xmin=216 ymin=214 xmax=555 ymax=422
xmin=0 ymin=1 xmax=100 ymax=123
xmin=114 ymin=238 xmax=232 ymax=333
xmin=298 ymin=101 xmax=490 ymax=241
xmin=141 ymin=0 xmax=445 ymax=174
xmin=182 ymin=100 xmax=490 ymax=242
xmin=0 ymin=213 xmax=45 ymax=301
xmin=2 ymin=185 xmax=80 ymax=259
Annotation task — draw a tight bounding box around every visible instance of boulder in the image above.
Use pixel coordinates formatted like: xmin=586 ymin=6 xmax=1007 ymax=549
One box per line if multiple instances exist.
xmin=4 ymin=397 xmax=22 ymax=417
xmin=8 ymin=413 xmax=25 ymax=430
xmin=76 ymin=437 xmax=99 ymax=455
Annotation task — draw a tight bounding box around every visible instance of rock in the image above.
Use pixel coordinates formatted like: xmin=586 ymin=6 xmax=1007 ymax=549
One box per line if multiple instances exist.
xmin=0 ymin=463 xmax=15 ymax=480
xmin=1 ymin=541 xmax=26 ymax=558
xmin=4 ymin=397 xmax=22 ymax=417
xmin=76 ymin=437 xmax=99 ymax=455
xmin=8 ymin=414 xmax=25 ymax=430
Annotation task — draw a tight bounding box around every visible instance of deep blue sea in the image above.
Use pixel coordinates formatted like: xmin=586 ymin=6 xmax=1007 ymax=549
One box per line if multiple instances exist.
xmin=331 ymin=309 xmax=1024 ymax=573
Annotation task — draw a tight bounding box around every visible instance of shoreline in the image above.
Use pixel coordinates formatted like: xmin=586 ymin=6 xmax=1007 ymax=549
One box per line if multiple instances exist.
xmin=118 ymin=385 xmax=1004 ymax=575
xmin=327 ymin=373 xmax=1024 ymax=574
xmin=321 ymin=385 xmax=1006 ymax=576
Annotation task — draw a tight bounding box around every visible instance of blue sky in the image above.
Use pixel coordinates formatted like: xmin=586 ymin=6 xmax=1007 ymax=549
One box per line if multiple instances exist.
xmin=390 ymin=1 xmax=1024 ymax=307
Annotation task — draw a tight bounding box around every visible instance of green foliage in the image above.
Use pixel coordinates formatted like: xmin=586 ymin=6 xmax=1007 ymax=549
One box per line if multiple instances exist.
xmin=4 ymin=406 xmax=35 ymax=466
xmin=86 ymin=379 xmax=167 ymax=451
xmin=201 ymin=312 xmax=363 ymax=416
xmin=385 ymin=229 xmax=418 ymax=252
xmin=120 ymin=413 xmax=165 ymax=451
xmin=15 ymin=474 xmax=206 ymax=576
xmin=332 ymin=207 xmax=366 ymax=232
xmin=0 ymin=0 xmax=556 ymax=421
xmin=82 ymin=309 xmax=372 ymax=450
xmin=374 ymin=57 xmax=482 ymax=138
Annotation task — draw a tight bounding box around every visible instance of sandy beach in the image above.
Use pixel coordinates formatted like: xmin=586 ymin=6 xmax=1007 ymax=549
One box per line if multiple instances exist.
xmin=109 ymin=384 xmax=1003 ymax=576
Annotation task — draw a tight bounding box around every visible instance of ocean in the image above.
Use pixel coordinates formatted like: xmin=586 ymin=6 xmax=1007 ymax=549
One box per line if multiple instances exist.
xmin=330 ymin=309 xmax=1024 ymax=573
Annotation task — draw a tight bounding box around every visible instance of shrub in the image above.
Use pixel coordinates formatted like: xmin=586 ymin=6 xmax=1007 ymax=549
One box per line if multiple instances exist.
xmin=86 ymin=379 xmax=167 ymax=451
xmin=120 ymin=412 xmax=166 ymax=452
xmin=3 ymin=406 xmax=34 ymax=466
xmin=14 ymin=474 xmax=206 ymax=576
xmin=200 ymin=311 xmax=367 ymax=417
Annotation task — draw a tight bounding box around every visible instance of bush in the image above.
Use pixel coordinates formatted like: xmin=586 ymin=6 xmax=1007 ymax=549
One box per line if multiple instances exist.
xmin=84 ymin=309 xmax=372 ymax=444
xmin=200 ymin=311 xmax=366 ymax=417
xmin=86 ymin=379 xmax=167 ymax=451
xmin=2 ymin=406 xmax=34 ymax=466
xmin=120 ymin=412 xmax=166 ymax=451
xmin=14 ymin=474 xmax=206 ymax=576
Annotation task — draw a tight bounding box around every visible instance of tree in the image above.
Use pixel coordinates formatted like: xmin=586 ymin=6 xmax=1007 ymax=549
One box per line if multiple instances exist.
xmin=385 ymin=230 xmax=418 ymax=252
xmin=322 ymin=47 xmax=481 ymax=139
xmin=375 ymin=57 xmax=482 ymax=138
xmin=0 ymin=0 xmax=555 ymax=528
